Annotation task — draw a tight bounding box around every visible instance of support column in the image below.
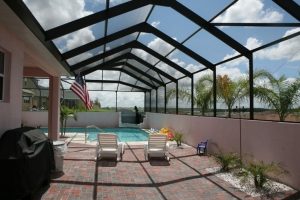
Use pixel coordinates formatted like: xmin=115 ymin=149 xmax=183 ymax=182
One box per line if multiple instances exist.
xmin=176 ymin=81 xmax=178 ymax=114
xmin=144 ymin=91 xmax=146 ymax=112
xmin=115 ymin=91 xmax=118 ymax=112
xmin=249 ymin=54 xmax=254 ymax=120
xmin=213 ymin=69 xmax=217 ymax=117
xmin=191 ymin=75 xmax=194 ymax=115
xmin=156 ymin=89 xmax=158 ymax=113
xmin=149 ymin=91 xmax=152 ymax=112
xmin=48 ymin=76 xmax=60 ymax=140
xmin=164 ymin=85 xmax=167 ymax=113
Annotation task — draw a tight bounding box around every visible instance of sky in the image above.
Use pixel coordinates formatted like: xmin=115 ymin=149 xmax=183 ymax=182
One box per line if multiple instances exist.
xmin=23 ymin=0 xmax=300 ymax=109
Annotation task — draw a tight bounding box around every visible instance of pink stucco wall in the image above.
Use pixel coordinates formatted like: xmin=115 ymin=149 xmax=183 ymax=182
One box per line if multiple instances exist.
xmin=242 ymin=120 xmax=300 ymax=190
xmin=22 ymin=112 xmax=120 ymax=128
xmin=144 ymin=113 xmax=240 ymax=153
xmin=144 ymin=113 xmax=300 ymax=190
xmin=0 ymin=24 xmax=24 ymax=136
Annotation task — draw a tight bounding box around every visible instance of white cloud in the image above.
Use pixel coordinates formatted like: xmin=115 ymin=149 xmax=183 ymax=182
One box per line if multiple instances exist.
xmin=221 ymin=28 xmax=300 ymax=66
xmin=37 ymin=79 xmax=49 ymax=87
xmin=256 ymin=28 xmax=300 ymax=61
xmin=217 ymin=66 xmax=247 ymax=81
xmin=214 ymin=0 xmax=283 ymax=23
xmin=65 ymin=28 xmax=95 ymax=51
xmin=67 ymin=52 xmax=93 ymax=65
xmin=89 ymin=91 xmax=144 ymax=107
xmin=85 ymin=70 xmax=102 ymax=80
xmin=151 ymin=21 xmax=160 ymax=28
xmin=132 ymin=49 xmax=159 ymax=65
xmin=132 ymin=37 xmax=206 ymax=83
xmin=140 ymin=21 xmax=161 ymax=36
xmin=147 ymin=37 xmax=174 ymax=55
xmin=25 ymin=0 xmax=97 ymax=67
xmin=24 ymin=0 xmax=93 ymax=30
xmin=222 ymin=37 xmax=262 ymax=67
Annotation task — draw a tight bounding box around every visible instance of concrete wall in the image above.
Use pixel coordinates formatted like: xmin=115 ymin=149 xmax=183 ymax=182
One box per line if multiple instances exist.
xmin=0 ymin=24 xmax=24 ymax=136
xmin=22 ymin=111 xmax=120 ymax=128
xmin=143 ymin=112 xmax=300 ymax=190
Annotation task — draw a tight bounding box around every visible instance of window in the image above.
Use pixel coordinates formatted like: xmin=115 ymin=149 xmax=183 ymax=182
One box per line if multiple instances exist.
xmin=0 ymin=51 xmax=4 ymax=101
xmin=23 ymin=96 xmax=30 ymax=103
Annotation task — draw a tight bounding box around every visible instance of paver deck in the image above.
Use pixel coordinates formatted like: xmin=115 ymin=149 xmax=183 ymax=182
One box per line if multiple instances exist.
xmin=37 ymin=142 xmax=298 ymax=200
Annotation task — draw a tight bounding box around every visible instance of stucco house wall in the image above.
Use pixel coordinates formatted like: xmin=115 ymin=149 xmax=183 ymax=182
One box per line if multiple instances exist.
xmin=0 ymin=24 xmax=24 ymax=136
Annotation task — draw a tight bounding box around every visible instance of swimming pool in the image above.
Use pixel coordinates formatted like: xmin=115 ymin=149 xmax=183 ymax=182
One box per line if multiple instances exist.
xmin=40 ymin=127 xmax=149 ymax=142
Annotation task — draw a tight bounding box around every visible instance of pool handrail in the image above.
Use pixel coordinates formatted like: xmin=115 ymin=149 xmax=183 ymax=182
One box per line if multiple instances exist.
xmin=85 ymin=125 xmax=104 ymax=143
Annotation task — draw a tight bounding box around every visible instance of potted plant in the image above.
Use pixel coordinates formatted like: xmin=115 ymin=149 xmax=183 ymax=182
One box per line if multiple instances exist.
xmin=173 ymin=131 xmax=183 ymax=147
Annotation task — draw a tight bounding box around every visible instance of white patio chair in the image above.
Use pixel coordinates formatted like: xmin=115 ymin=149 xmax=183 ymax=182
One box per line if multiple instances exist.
xmin=95 ymin=133 xmax=124 ymax=161
xmin=144 ymin=134 xmax=169 ymax=161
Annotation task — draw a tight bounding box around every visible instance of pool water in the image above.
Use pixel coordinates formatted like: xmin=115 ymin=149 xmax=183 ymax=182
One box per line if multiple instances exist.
xmin=40 ymin=127 xmax=149 ymax=142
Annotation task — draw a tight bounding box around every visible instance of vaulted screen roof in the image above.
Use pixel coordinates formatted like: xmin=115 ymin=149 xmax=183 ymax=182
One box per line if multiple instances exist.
xmin=5 ymin=0 xmax=300 ymax=93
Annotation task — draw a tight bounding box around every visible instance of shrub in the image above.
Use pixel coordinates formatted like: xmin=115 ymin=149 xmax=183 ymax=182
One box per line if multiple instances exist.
xmin=214 ymin=152 xmax=241 ymax=172
xmin=173 ymin=131 xmax=183 ymax=146
xmin=239 ymin=160 xmax=286 ymax=189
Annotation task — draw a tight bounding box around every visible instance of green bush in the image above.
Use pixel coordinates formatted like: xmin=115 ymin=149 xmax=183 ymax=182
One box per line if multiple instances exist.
xmin=173 ymin=131 xmax=183 ymax=146
xmin=239 ymin=160 xmax=286 ymax=189
xmin=214 ymin=152 xmax=241 ymax=172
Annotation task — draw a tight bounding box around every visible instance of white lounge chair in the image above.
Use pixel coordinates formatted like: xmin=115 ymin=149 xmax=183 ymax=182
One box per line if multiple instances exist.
xmin=95 ymin=133 xmax=124 ymax=161
xmin=144 ymin=134 xmax=169 ymax=161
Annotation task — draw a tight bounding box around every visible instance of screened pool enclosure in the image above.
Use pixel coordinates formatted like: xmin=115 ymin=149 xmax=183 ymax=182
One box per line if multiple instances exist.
xmin=8 ymin=0 xmax=300 ymax=122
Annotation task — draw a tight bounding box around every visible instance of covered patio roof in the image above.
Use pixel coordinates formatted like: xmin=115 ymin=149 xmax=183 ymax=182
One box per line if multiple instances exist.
xmin=3 ymin=0 xmax=300 ymax=119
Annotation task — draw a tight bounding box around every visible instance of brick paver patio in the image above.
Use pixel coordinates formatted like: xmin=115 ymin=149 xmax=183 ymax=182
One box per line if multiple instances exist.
xmin=37 ymin=142 xmax=298 ymax=200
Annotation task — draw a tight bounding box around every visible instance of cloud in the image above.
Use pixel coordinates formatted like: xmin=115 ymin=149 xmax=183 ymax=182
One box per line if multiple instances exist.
xmin=221 ymin=27 xmax=300 ymax=69
xmin=256 ymin=28 xmax=300 ymax=61
xmin=140 ymin=21 xmax=161 ymax=36
xmin=67 ymin=52 xmax=94 ymax=65
xmin=151 ymin=21 xmax=160 ymax=28
xmin=89 ymin=91 xmax=144 ymax=107
xmin=107 ymin=0 xmax=129 ymax=6
xmin=37 ymin=79 xmax=49 ymax=87
xmin=222 ymin=37 xmax=262 ymax=67
xmin=148 ymin=37 xmax=174 ymax=56
xmin=214 ymin=0 xmax=283 ymax=23
xmin=24 ymin=0 xmax=93 ymax=30
xmin=133 ymin=37 xmax=204 ymax=81
xmin=25 ymin=0 xmax=98 ymax=68
xmin=65 ymin=28 xmax=95 ymax=51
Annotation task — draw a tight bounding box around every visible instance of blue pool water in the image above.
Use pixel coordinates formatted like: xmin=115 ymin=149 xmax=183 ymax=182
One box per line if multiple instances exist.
xmin=40 ymin=127 xmax=149 ymax=142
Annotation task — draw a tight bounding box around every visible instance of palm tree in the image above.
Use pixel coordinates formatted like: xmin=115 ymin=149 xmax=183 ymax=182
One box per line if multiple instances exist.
xmin=194 ymin=75 xmax=214 ymax=115
xmin=60 ymin=105 xmax=77 ymax=136
xmin=166 ymin=74 xmax=213 ymax=115
xmin=217 ymin=74 xmax=248 ymax=118
xmin=253 ymin=69 xmax=300 ymax=121
xmin=166 ymin=74 xmax=248 ymax=117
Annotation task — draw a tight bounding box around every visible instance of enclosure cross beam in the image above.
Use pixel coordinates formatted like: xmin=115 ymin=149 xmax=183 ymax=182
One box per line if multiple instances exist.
xmin=105 ymin=62 xmax=164 ymax=86
xmin=44 ymin=0 xmax=151 ymax=40
xmin=167 ymin=1 xmax=251 ymax=58
xmin=100 ymin=67 xmax=157 ymax=89
xmin=272 ymin=0 xmax=300 ymax=21
xmin=85 ymin=79 xmax=151 ymax=91
xmin=70 ymin=40 xmax=192 ymax=77
xmin=80 ymin=53 xmax=177 ymax=82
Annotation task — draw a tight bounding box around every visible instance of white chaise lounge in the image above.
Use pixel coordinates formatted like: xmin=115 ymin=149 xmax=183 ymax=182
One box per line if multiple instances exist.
xmin=95 ymin=133 xmax=124 ymax=161
xmin=144 ymin=134 xmax=169 ymax=161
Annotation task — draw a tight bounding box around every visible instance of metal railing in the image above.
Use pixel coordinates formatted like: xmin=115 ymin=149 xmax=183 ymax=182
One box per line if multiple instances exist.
xmin=85 ymin=125 xmax=103 ymax=143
